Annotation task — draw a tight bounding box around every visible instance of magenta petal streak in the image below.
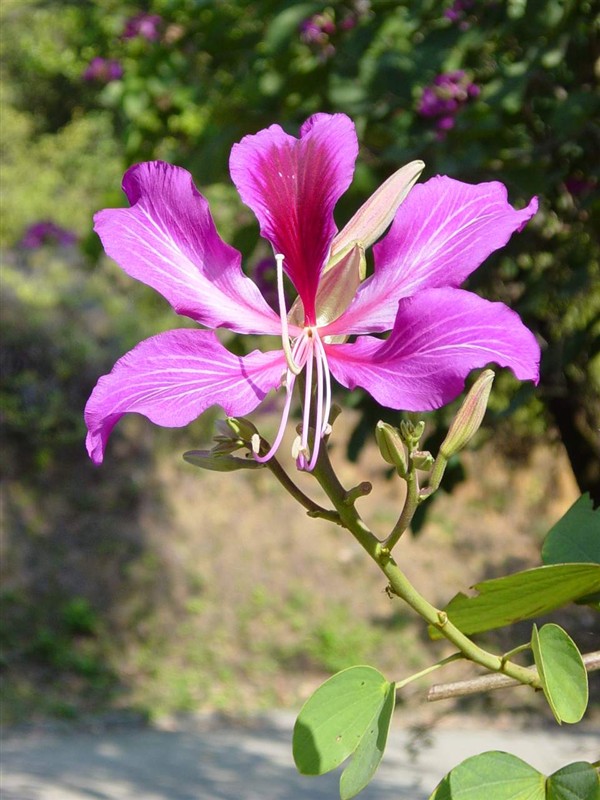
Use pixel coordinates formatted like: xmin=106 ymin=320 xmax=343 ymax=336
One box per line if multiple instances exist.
xmin=229 ymin=114 xmax=358 ymax=322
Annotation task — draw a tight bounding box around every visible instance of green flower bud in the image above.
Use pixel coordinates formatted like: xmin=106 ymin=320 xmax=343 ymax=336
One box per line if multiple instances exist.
xmin=411 ymin=450 xmax=434 ymax=471
xmin=224 ymin=416 xmax=260 ymax=441
xmin=375 ymin=421 xmax=408 ymax=476
xmin=399 ymin=419 xmax=425 ymax=447
xmin=440 ymin=370 xmax=495 ymax=458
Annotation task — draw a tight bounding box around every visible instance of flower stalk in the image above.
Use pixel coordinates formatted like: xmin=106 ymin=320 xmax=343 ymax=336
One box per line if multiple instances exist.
xmin=309 ymin=439 xmax=542 ymax=693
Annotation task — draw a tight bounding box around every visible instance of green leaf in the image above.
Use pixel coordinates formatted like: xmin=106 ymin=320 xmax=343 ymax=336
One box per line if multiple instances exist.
xmin=547 ymin=762 xmax=600 ymax=800
xmin=428 ymin=751 xmax=545 ymax=799
xmin=429 ymin=753 xmax=599 ymax=799
xmin=531 ymin=624 xmax=589 ymax=724
xmin=339 ymin=680 xmax=396 ymax=800
xmin=542 ymin=494 xmax=600 ymax=608
xmin=542 ymin=494 xmax=600 ymax=566
xmin=430 ymin=564 xmax=600 ymax=639
xmin=293 ymin=666 xmax=392 ymax=778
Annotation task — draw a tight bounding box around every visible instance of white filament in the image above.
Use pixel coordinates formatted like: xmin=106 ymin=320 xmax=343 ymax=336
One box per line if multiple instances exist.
xmin=253 ymin=255 xmax=333 ymax=471
xmin=275 ymin=253 xmax=302 ymax=375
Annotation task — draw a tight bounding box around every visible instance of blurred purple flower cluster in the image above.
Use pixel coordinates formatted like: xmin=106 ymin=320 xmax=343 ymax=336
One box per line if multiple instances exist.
xmin=565 ymin=175 xmax=596 ymax=198
xmin=83 ymin=57 xmax=123 ymax=83
xmin=20 ymin=221 xmax=77 ymax=248
xmin=300 ymin=1 xmax=371 ymax=60
xmin=300 ymin=11 xmax=336 ymax=59
xmin=418 ymin=71 xmax=480 ymax=137
xmin=251 ymin=258 xmax=279 ymax=312
xmin=122 ymin=12 xmax=162 ymax=42
xmin=444 ymin=0 xmax=475 ymax=28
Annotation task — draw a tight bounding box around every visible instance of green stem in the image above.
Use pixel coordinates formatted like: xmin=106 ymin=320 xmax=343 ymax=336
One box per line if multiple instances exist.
xmin=395 ymin=652 xmax=463 ymax=691
xmin=501 ymin=642 xmax=531 ymax=664
xmin=311 ymin=445 xmax=542 ymax=691
xmin=385 ymin=467 xmax=419 ymax=549
xmin=381 ymin=559 xmax=540 ymax=687
xmin=266 ymin=454 xmax=340 ymax=523
xmin=313 ymin=443 xmax=381 ymax=557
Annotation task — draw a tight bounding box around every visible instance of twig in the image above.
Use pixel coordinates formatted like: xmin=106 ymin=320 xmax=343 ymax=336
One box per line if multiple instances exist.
xmin=427 ymin=650 xmax=600 ymax=702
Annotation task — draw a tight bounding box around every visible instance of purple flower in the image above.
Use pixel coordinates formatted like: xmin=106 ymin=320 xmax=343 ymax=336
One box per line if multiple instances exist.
xmin=418 ymin=71 xmax=479 ymax=135
xmin=85 ymin=113 xmax=539 ymax=470
xmin=83 ymin=57 xmax=123 ymax=83
xmin=444 ymin=0 xmax=475 ymax=23
xmin=123 ymin=13 xmax=162 ymax=42
xmin=20 ymin=221 xmax=77 ymax=248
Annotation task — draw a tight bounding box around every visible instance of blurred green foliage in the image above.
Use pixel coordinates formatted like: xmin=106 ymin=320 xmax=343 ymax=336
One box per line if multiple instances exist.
xmin=1 ymin=0 xmax=599 ymax=719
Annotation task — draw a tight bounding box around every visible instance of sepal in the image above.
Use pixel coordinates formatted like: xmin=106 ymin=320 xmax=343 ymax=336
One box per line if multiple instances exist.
xmin=331 ymin=160 xmax=425 ymax=256
xmin=411 ymin=450 xmax=434 ymax=471
xmin=183 ymin=449 xmax=264 ymax=471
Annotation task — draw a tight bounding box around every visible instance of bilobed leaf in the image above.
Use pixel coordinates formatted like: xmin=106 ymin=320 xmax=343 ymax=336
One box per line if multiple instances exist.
xmin=531 ymin=623 xmax=588 ymax=724
xmin=428 ymin=751 xmax=545 ymax=799
xmin=542 ymin=494 xmax=600 ymax=565
xmin=542 ymin=494 xmax=600 ymax=608
xmin=546 ymin=762 xmax=600 ymax=800
xmin=339 ymin=680 xmax=396 ymax=800
xmin=293 ymin=666 xmax=393 ymax=777
xmin=430 ymin=564 xmax=600 ymax=639
xmin=429 ymin=754 xmax=599 ymax=800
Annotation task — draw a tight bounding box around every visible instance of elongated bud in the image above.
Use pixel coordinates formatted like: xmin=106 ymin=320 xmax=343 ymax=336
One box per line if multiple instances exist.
xmin=376 ymin=421 xmax=408 ymax=476
xmin=183 ymin=450 xmax=264 ymax=471
xmin=331 ymin=160 xmax=425 ymax=257
xmin=440 ymin=370 xmax=494 ymax=458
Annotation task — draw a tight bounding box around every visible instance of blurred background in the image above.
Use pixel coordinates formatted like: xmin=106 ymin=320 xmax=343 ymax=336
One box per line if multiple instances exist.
xmin=1 ymin=0 xmax=598 ymax=726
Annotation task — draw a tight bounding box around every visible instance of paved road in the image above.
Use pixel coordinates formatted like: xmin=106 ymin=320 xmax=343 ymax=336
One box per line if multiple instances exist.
xmin=2 ymin=713 xmax=598 ymax=800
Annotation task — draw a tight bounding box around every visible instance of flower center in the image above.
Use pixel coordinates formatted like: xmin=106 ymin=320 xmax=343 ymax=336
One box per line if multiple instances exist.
xmin=252 ymin=254 xmax=332 ymax=470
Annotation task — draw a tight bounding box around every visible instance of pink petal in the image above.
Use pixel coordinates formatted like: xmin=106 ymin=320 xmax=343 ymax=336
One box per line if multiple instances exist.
xmin=94 ymin=162 xmax=282 ymax=336
xmin=326 ymin=288 xmax=540 ymax=411
xmin=85 ymin=329 xmax=286 ymax=464
xmin=229 ymin=114 xmax=358 ymax=323
xmin=324 ymin=177 xmax=538 ymax=335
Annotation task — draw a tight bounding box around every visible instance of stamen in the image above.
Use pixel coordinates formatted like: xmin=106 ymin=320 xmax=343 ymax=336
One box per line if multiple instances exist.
xmin=275 ymin=254 xmax=302 ymax=375
xmin=300 ymin=337 xmax=314 ymax=465
xmin=253 ymin=373 xmax=297 ymax=463
xmin=307 ymin=337 xmax=325 ymax=471
xmin=314 ymin=333 xmax=332 ymax=438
